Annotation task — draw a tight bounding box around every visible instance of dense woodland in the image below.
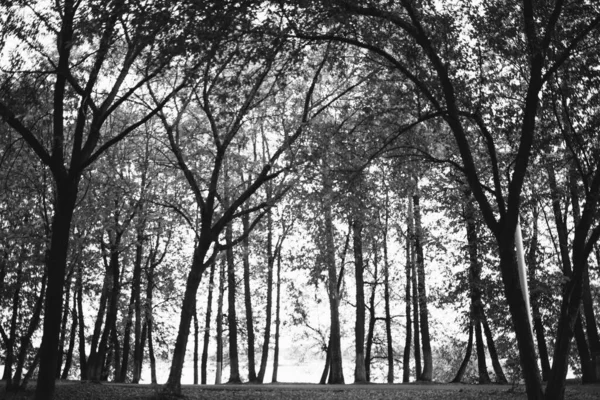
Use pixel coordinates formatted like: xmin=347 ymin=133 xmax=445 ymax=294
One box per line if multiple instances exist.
xmin=1 ymin=1 xmax=600 ymax=400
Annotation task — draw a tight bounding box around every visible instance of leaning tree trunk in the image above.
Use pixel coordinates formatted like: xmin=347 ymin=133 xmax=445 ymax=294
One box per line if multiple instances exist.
xmin=452 ymin=321 xmax=474 ymax=383
xmin=56 ymin=265 xmax=75 ymax=378
xmin=413 ymin=193 xmax=432 ymax=381
xmin=481 ymin=312 xmax=507 ymax=383
xmin=193 ymin=301 xmax=199 ymax=385
xmin=61 ymin=295 xmax=78 ymax=380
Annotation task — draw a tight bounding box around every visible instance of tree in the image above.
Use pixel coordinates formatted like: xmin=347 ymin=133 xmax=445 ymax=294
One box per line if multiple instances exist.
xmin=0 ymin=1 xmax=192 ymax=396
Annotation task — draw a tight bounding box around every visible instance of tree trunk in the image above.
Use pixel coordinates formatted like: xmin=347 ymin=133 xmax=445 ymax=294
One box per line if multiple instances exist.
xmin=403 ymin=216 xmax=412 ymax=383
xmin=111 ymin=321 xmax=122 ymax=381
xmin=413 ymin=194 xmax=432 ymax=381
xmin=527 ymin=203 xmax=551 ymax=381
xmin=272 ymin=247 xmax=282 ymax=383
xmin=408 ymin=197 xmax=421 ymax=379
xmin=353 ymin=217 xmax=367 ymax=383
xmin=3 ymin=267 xmax=23 ymax=384
xmin=61 ymin=295 xmax=78 ymax=380
xmin=76 ymin=264 xmax=88 ymax=380
xmin=201 ymin=260 xmax=216 ymax=384
xmin=242 ymin=212 xmax=257 ymax=382
xmin=226 ymin=221 xmax=242 ymax=383
xmin=11 ymin=271 xmax=46 ymax=389
xmin=480 ymin=313 xmax=507 ymax=383
xmin=34 ymin=179 xmax=79 ymax=400
xmin=320 ymin=340 xmax=332 ymax=385
xmin=451 ymin=322 xmax=473 ymax=383
xmin=382 ymin=205 xmax=394 ymax=383
xmin=216 ymin=256 xmax=225 ymax=385
xmin=257 ymin=202 xmax=274 ymax=383
xmin=323 ymin=168 xmax=344 ymax=384
xmin=164 ymin=243 xmax=210 ymax=393
xmin=56 ymin=265 xmax=74 ymax=378
xmin=193 ymin=301 xmax=199 ymax=385
xmin=365 ymin=239 xmax=378 ymax=382
xmin=464 ymin=190 xmax=490 ymax=384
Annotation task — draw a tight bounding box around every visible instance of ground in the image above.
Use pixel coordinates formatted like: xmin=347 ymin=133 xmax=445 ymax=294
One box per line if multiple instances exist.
xmin=1 ymin=381 xmax=599 ymax=400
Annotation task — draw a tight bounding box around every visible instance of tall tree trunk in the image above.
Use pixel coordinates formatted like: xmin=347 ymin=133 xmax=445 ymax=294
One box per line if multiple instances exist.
xmin=56 ymin=265 xmax=74 ymax=378
xmin=365 ymin=241 xmax=378 ymax=382
xmin=35 ymin=178 xmax=79 ymax=400
xmin=11 ymin=271 xmax=47 ymax=389
xmin=323 ymin=168 xmax=344 ymax=384
xmin=242 ymin=212 xmax=257 ymax=382
xmin=201 ymin=260 xmax=216 ymax=384
xmin=353 ymin=216 xmax=367 ymax=383
xmin=527 ymin=203 xmax=551 ymax=381
xmin=3 ymin=267 xmax=23 ymax=384
xmin=451 ymin=322 xmax=473 ymax=383
xmin=481 ymin=313 xmax=507 ymax=383
xmin=163 ymin=241 xmax=211 ymax=392
xmin=413 ymin=193 xmax=432 ymax=381
xmin=408 ymin=197 xmax=421 ymax=379
xmin=271 ymin=247 xmax=282 ymax=383
xmin=61 ymin=295 xmax=78 ymax=380
xmin=226 ymin=221 xmax=242 ymax=383
xmin=76 ymin=264 xmax=88 ymax=380
xmin=382 ymin=205 xmax=394 ymax=383
xmin=216 ymin=256 xmax=225 ymax=385
xmin=257 ymin=201 xmax=274 ymax=383
xmin=403 ymin=216 xmax=412 ymax=383
xmin=464 ymin=190 xmax=490 ymax=384
xmin=111 ymin=321 xmax=122 ymax=381
xmin=193 ymin=301 xmax=199 ymax=385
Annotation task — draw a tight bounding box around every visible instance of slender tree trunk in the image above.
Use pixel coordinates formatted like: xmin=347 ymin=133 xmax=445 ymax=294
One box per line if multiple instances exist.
xmin=451 ymin=322 xmax=473 ymax=383
xmin=3 ymin=267 xmax=22 ymax=384
xmin=226 ymin=221 xmax=242 ymax=383
xmin=365 ymin=240 xmax=378 ymax=382
xmin=193 ymin=301 xmax=199 ymax=385
xmin=464 ymin=190 xmax=490 ymax=384
xmin=480 ymin=313 xmax=507 ymax=383
xmin=76 ymin=264 xmax=88 ymax=380
xmin=271 ymin=247 xmax=282 ymax=383
xmin=382 ymin=205 xmax=394 ymax=383
xmin=201 ymin=260 xmax=216 ymax=384
xmin=527 ymin=203 xmax=551 ymax=381
xmin=257 ymin=202 xmax=274 ymax=383
xmin=320 ymin=340 xmax=332 ymax=385
xmin=11 ymin=272 xmax=47 ymax=389
xmin=413 ymin=193 xmax=432 ymax=381
xmin=403 ymin=218 xmax=412 ymax=383
xmin=111 ymin=321 xmax=122 ymax=381
xmin=242 ymin=212 xmax=257 ymax=382
xmin=408 ymin=197 xmax=421 ymax=379
xmin=323 ymin=168 xmax=344 ymax=384
xmin=353 ymin=216 xmax=367 ymax=383
xmin=56 ymin=265 xmax=74 ymax=378
xmin=61 ymin=295 xmax=78 ymax=380
xmin=215 ymin=256 xmax=225 ymax=385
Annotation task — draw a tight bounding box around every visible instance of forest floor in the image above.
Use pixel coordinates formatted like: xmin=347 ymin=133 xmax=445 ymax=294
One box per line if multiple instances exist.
xmin=1 ymin=380 xmax=599 ymax=400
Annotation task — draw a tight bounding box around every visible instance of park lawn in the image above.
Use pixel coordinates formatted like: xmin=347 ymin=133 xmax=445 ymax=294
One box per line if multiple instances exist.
xmin=1 ymin=382 xmax=600 ymax=400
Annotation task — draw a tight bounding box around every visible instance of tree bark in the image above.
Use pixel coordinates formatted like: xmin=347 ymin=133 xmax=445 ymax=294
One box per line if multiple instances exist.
xmin=271 ymin=246 xmax=282 ymax=383
xmin=403 ymin=216 xmax=412 ymax=383
xmin=226 ymin=221 xmax=242 ymax=383
xmin=257 ymin=201 xmax=274 ymax=383
xmin=323 ymin=167 xmax=344 ymax=384
xmin=201 ymin=260 xmax=216 ymax=384
xmin=193 ymin=301 xmax=199 ymax=385
xmin=413 ymin=193 xmax=432 ymax=381
xmin=451 ymin=322 xmax=473 ymax=383
xmin=216 ymin=256 xmax=225 ymax=385
xmin=408 ymin=197 xmax=421 ymax=379
xmin=382 ymin=204 xmax=394 ymax=383
xmin=353 ymin=216 xmax=367 ymax=383
xmin=242 ymin=212 xmax=257 ymax=382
